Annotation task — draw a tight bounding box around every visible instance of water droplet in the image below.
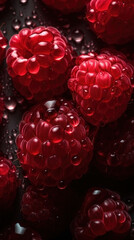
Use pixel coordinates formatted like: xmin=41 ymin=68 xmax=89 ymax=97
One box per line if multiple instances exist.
xmin=20 ymin=0 xmax=28 ymax=4
xmin=12 ymin=19 xmax=21 ymax=31
xmin=72 ymin=29 xmax=84 ymax=44
xmin=5 ymin=97 xmax=17 ymax=112
xmin=71 ymin=155 xmax=81 ymax=166
xmin=58 ymin=180 xmax=67 ymax=190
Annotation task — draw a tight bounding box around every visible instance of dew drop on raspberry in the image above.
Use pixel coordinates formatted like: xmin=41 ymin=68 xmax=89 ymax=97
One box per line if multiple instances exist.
xmin=86 ymin=107 xmax=94 ymax=117
xmin=26 ymin=137 xmax=42 ymax=155
xmin=71 ymin=155 xmax=81 ymax=166
xmin=116 ymin=210 xmax=126 ymax=224
xmin=58 ymin=180 xmax=67 ymax=190
xmin=49 ymin=125 xmax=63 ymax=143
xmin=87 ymin=9 xmax=96 ymax=23
xmin=65 ymin=125 xmax=74 ymax=134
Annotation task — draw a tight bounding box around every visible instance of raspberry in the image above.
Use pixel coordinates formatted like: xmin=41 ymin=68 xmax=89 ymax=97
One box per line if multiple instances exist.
xmin=0 ymin=31 xmax=7 ymax=64
xmin=0 ymin=0 xmax=7 ymax=11
xmin=72 ymin=188 xmax=131 ymax=240
xmin=21 ymin=185 xmax=78 ymax=238
xmin=94 ymin=113 xmax=134 ymax=179
xmin=42 ymin=0 xmax=88 ymax=14
xmin=0 ymin=157 xmax=18 ymax=210
xmin=1 ymin=222 xmax=42 ymax=240
xmin=6 ymin=27 xmax=74 ymax=102
xmin=16 ymin=98 xmax=93 ymax=188
xmin=86 ymin=0 xmax=134 ymax=45
xmin=68 ymin=49 xmax=133 ymax=126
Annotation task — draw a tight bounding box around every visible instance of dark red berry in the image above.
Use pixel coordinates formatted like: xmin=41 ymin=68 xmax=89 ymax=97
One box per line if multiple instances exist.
xmin=42 ymin=0 xmax=88 ymax=14
xmin=6 ymin=26 xmax=74 ymax=102
xmin=1 ymin=222 xmax=42 ymax=240
xmin=68 ymin=49 xmax=133 ymax=126
xmin=94 ymin=113 xmax=134 ymax=179
xmin=16 ymin=99 xmax=93 ymax=188
xmin=0 ymin=31 xmax=7 ymax=63
xmin=86 ymin=0 xmax=134 ymax=45
xmin=21 ymin=185 xmax=78 ymax=238
xmin=72 ymin=188 xmax=131 ymax=240
xmin=0 ymin=157 xmax=18 ymax=210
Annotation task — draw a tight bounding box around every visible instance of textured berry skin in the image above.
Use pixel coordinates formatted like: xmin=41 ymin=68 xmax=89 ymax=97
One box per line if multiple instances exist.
xmin=72 ymin=188 xmax=131 ymax=240
xmin=86 ymin=0 xmax=134 ymax=45
xmin=6 ymin=26 xmax=74 ymax=102
xmin=21 ymin=185 xmax=78 ymax=238
xmin=42 ymin=0 xmax=88 ymax=14
xmin=0 ymin=222 xmax=42 ymax=240
xmin=68 ymin=49 xmax=133 ymax=126
xmin=0 ymin=0 xmax=7 ymax=11
xmin=0 ymin=31 xmax=7 ymax=63
xmin=94 ymin=113 xmax=134 ymax=179
xmin=0 ymin=157 xmax=18 ymax=210
xmin=16 ymin=99 xmax=93 ymax=188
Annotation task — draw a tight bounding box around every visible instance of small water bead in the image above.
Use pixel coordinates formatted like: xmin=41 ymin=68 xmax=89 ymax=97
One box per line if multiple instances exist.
xmin=5 ymin=97 xmax=17 ymax=112
xmin=25 ymin=17 xmax=33 ymax=27
xmin=58 ymin=180 xmax=67 ymax=190
xmin=71 ymin=155 xmax=81 ymax=166
xmin=20 ymin=0 xmax=28 ymax=4
xmin=72 ymin=29 xmax=84 ymax=44
xmin=12 ymin=19 xmax=21 ymax=31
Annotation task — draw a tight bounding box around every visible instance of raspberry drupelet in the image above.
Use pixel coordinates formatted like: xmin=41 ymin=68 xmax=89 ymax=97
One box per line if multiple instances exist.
xmin=0 ymin=31 xmax=7 ymax=64
xmin=68 ymin=49 xmax=133 ymax=126
xmin=86 ymin=0 xmax=134 ymax=45
xmin=42 ymin=0 xmax=88 ymax=14
xmin=16 ymin=98 xmax=93 ymax=188
xmin=6 ymin=26 xmax=74 ymax=102
xmin=94 ymin=113 xmax=134 ymax=179
xmin=0 ymin=157 xmax=18 ymax=210
xmin=72 ymin=188 xmax=131 ymax=240
xmin=0 ymin=0 xmax=7 ymax=11
xmin=21 ymin=185 xmax=78 ymax=238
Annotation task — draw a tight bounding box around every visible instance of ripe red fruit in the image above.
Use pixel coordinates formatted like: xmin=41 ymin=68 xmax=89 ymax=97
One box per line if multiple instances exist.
xmin=16 ymin=99 xmax=93 ymax=188
xmin=21 ymin=185 xmax=78 ymax=238
xmin=72 ymin=188 xmax=131 ymax=240
xmin=42 ymin=0 xmax=88 ymax=14
xmin=68 ymin=49 xmax=133 ymax=126
xmin=0 ymin=0 xmax=7 ymax=11
xmin=6 ymin=26 xmax=74 ymax=102
xmin=1 ymin=222 xmax=42 ymax=240
xmin=0 ymin=157 xmax=18 ymax=210
xmin=0 ymin=31 xmax=7 ymax=63
xmin=86 ymin=0 xmax=134 ymax=45
xmin=94 ymin=113 xmax=134 ymax=179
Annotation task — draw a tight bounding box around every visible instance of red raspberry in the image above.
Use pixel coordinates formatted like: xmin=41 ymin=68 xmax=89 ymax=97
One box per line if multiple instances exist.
xmin=68 ymin=49 xmax=133 ymax=126
xmin=72 ymin=188 xmax=131 ymax=240
xmin=0 ymin=31 xmax=7 ymax=64
xmin=1 ymin=222 xmax=42 ymax=240
xmin=21 ymin=185 xmax=78 ymax=238
xmin=0 ymin=157 xmax=18 ymax=210
xmin=86 ymin=0 xmax=134 ymax=45
xmin=6 ymin=27 xmax=74 ymax=102
xmin=16 ymin=98 xmax=93 ymax=188
xmin=94 ymin=113 xmax=134 ymax=179
xmin=0 ymin=0 xmax=7 ymax=11
xmin=42 ymin=0 xmax=88 ymax=14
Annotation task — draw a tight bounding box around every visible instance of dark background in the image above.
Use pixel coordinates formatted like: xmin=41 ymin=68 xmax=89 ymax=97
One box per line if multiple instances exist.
xmin=0 ymin=0 xmax=134 ymax=239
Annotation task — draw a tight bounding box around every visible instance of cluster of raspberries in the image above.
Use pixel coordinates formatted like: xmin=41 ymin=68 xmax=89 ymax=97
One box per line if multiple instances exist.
xmin=0 ymin=0 xmax=134 ymax=239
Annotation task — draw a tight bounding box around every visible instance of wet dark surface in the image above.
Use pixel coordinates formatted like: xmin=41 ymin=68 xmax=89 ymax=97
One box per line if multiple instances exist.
xmin=0 ymin=0 xmax=134 ymax=239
